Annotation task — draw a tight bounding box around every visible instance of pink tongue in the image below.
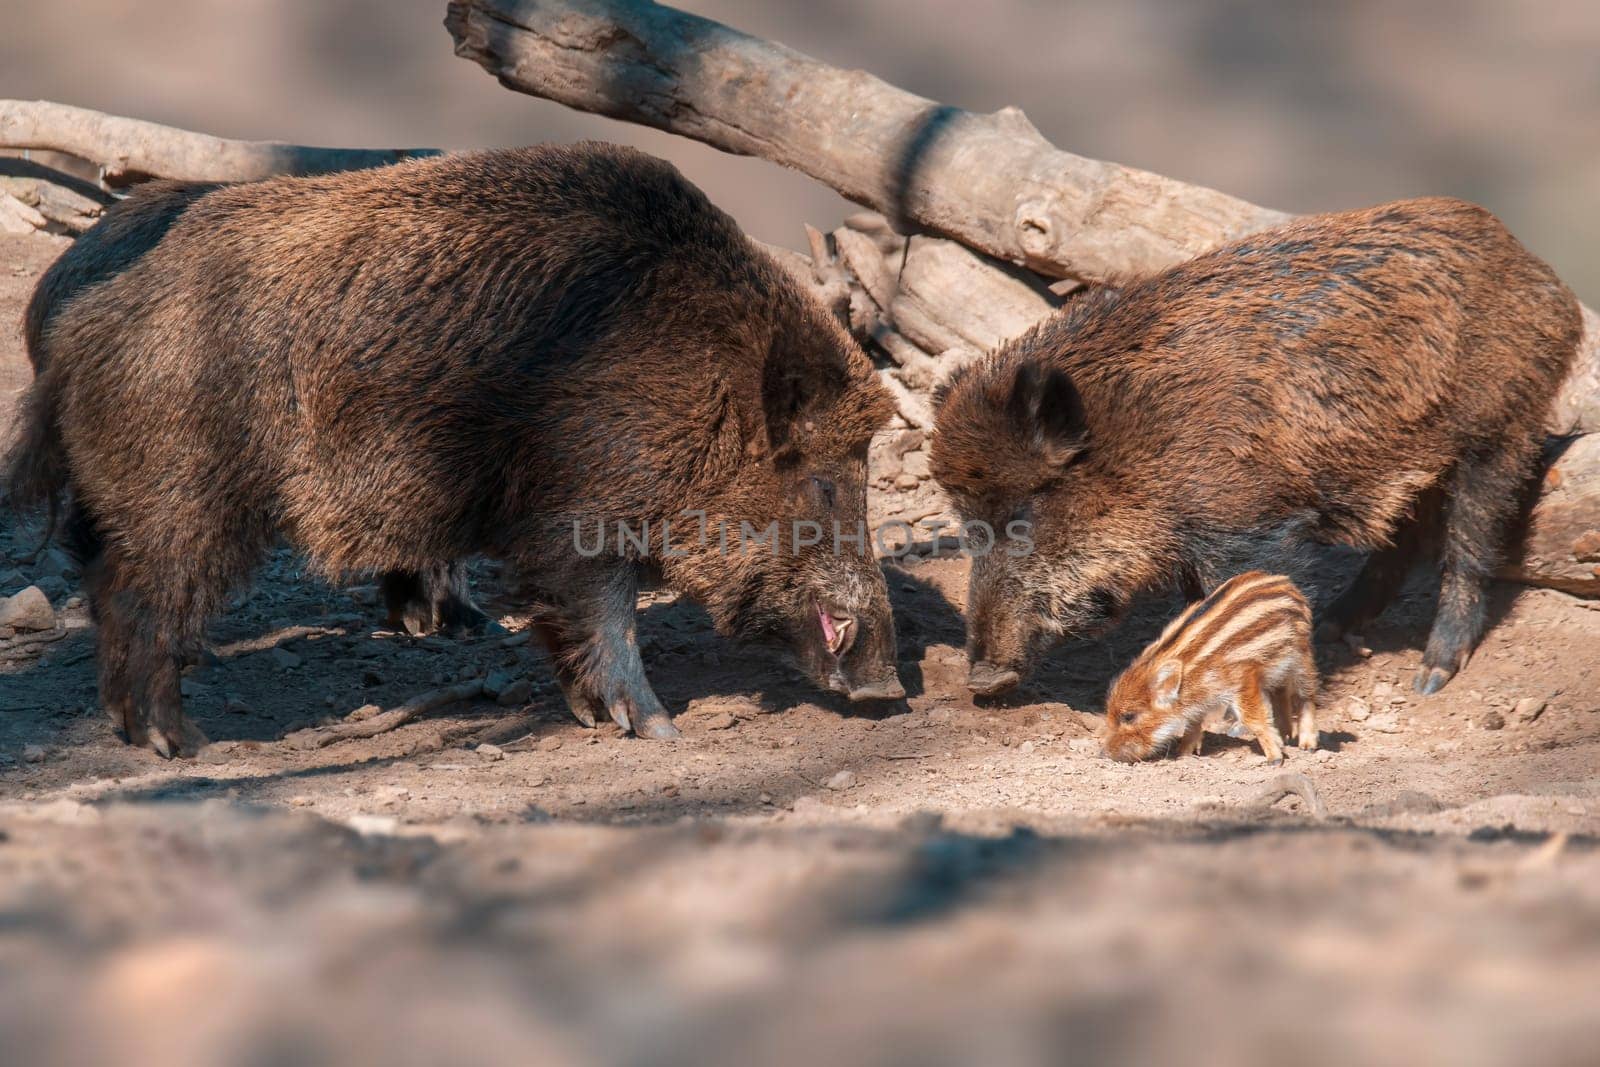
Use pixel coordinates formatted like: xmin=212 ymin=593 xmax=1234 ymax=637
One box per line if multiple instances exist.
xmin=818 ymin=608 xmax=838 ymax=646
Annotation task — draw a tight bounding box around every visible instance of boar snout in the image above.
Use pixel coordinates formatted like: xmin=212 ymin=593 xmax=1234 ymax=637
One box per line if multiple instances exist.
xmin=834 ymin=600 xmax=905 ymax=702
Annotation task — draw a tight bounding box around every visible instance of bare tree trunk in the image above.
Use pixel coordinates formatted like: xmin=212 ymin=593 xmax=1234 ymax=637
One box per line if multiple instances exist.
xmin=0 ymin=100 xmax=440 ymax=187
xmin=445 ymin=0 xmax=1598 ymax=438
xmin=444 ymin=0 xmax=1285 ymax=286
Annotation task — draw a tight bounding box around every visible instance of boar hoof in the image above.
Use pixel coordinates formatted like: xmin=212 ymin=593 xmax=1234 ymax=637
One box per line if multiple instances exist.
xmin=1413 ymin=665 xmax=1454 ymax=696
xmin=634 ymin=715 xmax=681 ymax=741
xmin=146 ymin=720 xmax=209 ymax=760
xmin=848 ymin=677 xmax=906 ymax=702
xmin=967 ymin=664 xmax=1021 ymax=696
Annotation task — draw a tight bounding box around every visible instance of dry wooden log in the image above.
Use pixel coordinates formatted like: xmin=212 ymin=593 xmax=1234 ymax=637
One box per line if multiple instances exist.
xmin=0 ymin=175 xmax=104 ymax=233
xmin=446 ymin=0 xmax=1598 ymax=435
xmin=1502 ymin=433 xmax=1600 ymax=596
xmin=445 ymin=0 xmax=1283 ymax=284
xmin=0 ymin=100 xmax=440 ymax=187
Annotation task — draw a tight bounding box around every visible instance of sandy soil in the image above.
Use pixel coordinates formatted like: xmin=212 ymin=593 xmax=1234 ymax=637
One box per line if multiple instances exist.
xmin=2 ymin=230 xmax=1598 ymax=1066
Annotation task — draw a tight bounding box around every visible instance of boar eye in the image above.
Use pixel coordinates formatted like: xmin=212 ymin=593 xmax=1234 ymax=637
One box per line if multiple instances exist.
xmin=1119 ymin=711 xmax=1139 ymax=725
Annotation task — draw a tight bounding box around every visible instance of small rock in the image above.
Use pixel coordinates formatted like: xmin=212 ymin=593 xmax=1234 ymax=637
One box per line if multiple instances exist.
xmin=1068 ymin=737 xmax=1099 ymax=755
xmin=1018 ymin=740 xmax=1035 ymax=755
xmin=1370 ymin=681 xmax=1396 ymax=705
xmin=269 ymin=646 xmax=302 ymax=670
xmin=64 ymin=595 xmax=83 ymax=610
xmin=495 ymin=679 xmax=533 ymax=706
xmin=0 ymin=586 xmax=55 ymax=632
xmin=702 ymin=711 xmax=737 ymax=731
xmin=1511 ymin=697 xmax=1547 ymax=724
xmin=33 ymin=547 xmax=79 ymax=580
xmin=537 ymin=736 xmax=563 ymax=752
xmin=927 ymin=707 xmax=954 ymax=725
xmin=33 ymin=575 xmax=69 ymax=601
xmin=1343 ymin=696 xmax=1371 ymax=722
xmin=825 ymin=769 xmax=858 ymax=790
xmin=759 ymin=792 xmax=774 ymax=805
xmin=22 ymin=744 xmax=47 ymax=763
xmin=197 ymin=741 xmax=241 ymax=765
xmin=346 ymin=814 xmax=398 ymax=836
xmin=1480 ymin=709 xmax=1506 ymax=731
xmin=476 ymin=742 xmax=505 ymax=761
xmin=1366 ymin=712 xmax=1402 ymax=734
xmin=482 ymin=669 xmax=516 ymax=698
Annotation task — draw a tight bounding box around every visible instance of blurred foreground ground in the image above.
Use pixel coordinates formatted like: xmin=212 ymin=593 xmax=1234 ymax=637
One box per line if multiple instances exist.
xmin=2 ymin=229 xmax=1599 ymax=1064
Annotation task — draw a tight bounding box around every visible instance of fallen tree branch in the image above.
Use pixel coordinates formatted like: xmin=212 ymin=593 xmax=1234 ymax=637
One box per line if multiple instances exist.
xmin=446 ymin=0 xmax=1598 ymax=436
xmin=0 ymin=100 xmax=441 ymax=187
xmin=445 ymin=0 xmax=1283 ymax=285
xmin=283 ymin=678 xmax=486 ymax=750
xmin=1251 ymin=773 xmax=1328 ymax=820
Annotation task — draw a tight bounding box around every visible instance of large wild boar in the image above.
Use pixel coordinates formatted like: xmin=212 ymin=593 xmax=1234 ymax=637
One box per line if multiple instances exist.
xmin=930 ymin=198 xmax=1579 ymax=697
xmin=22 ymin=180 xmax=493 ymax=639
xmin=4 ymin=144 xmax=903 ymax=756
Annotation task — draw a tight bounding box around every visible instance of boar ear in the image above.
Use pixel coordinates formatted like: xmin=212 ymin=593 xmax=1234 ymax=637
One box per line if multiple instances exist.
xmin=760 ymin=355 xmax=824 ymax=459
xmin=1007 ymin=360 xmax=1087 ymax=467
xmin=1151 ymin=660 xmax=1184 ymax=709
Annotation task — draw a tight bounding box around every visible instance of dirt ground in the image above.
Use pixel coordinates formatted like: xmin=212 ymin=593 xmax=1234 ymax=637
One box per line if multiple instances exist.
xmin=2 ymin=228 xmax=1598 ymax=1066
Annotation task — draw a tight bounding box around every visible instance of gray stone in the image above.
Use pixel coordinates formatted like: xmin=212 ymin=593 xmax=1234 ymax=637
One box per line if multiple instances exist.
xmin=476 ymin=742 xmax=505 ymax=761
xmin=482 ymin=669 xmax=516 ymax=699
xmin=702 ymin=711 xmax=736 ymax=731
xmin=268 ymin=646 xmax=302 ymax=670
xmin=22 ymin=744 xmax=47 ymax=763
xmin=1480 ymin=709 xmax=1506 ymax=731
xmin=495 ymin=679 xmax=533 ymax=706
xmin=825 ymin=769 xmax=858 ymax=790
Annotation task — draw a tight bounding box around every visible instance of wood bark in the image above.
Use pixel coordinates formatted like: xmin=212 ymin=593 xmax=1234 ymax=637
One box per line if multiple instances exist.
xmin=446 ymin=0 xmax=1598 ymax=436
xmin=0 ymin=99 xmax=440 ymax=187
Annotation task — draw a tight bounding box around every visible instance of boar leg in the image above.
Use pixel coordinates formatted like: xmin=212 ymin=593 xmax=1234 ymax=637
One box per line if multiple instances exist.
xmin=1175 ymin=720 xmax=1205 ymax=758
xmin=534 ymin=565 xmax=680 ymax=740
xmin=529 ymin=621 xmax=605 ymax=729
xmin=1326 ymin=511 xmax=1427 ymax=636
xmin=87 ymin=549 xmax=209 ymax=757
xmin=1235 ymin=673 xmax=1285 ymax=766
xmin=1416 ymin=445 xmax=1532 ymax=694
xmin=381 ymin=562 xmax=495 ymax=636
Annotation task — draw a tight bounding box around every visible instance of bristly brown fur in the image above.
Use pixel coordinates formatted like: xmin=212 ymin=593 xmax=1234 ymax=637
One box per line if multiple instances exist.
xmin=932 ymin=197 xmax=1581 ymax=695
xmin=3 ymin=143 xmax=899 ymax=755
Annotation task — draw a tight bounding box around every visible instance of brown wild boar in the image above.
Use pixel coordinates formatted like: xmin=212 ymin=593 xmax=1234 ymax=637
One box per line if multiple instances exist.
xmin=1102 ymin=571 xmax=1318 ymax=764
xmin=4 ymin=144 xmax=903 ymax=756
xmin=931 ymin=198 xmax=1580 ymax=697
xmin=22 ymin=179 xmax=494 ymax=639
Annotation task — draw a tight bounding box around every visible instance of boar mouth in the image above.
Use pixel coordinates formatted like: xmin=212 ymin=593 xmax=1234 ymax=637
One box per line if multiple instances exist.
xmin=816 ymin=601 xmax=856 ymax=658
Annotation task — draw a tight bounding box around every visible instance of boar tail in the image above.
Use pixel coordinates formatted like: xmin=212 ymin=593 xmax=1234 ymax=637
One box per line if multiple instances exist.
xmin=2 ymin=372 xmax=69 ymax=554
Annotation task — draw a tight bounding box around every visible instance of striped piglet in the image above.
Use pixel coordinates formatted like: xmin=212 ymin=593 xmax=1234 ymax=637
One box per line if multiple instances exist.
xmin=1103 ymin=572 xmax=1318 ymax=764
